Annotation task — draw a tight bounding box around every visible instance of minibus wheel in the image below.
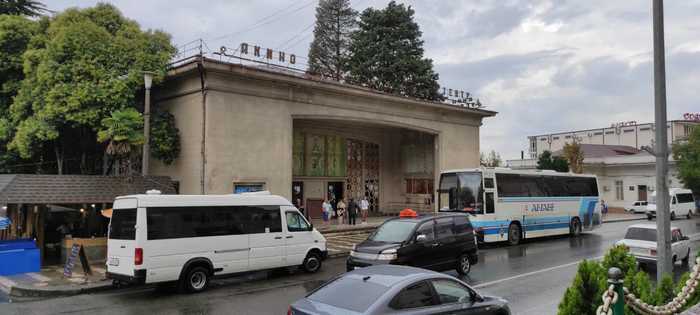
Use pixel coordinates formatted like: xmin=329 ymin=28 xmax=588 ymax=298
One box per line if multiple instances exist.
xmin=302 ymin=252 xmax=322 ymax=273
xmin=182 ymin=266 xmax=210 ymax=293
xmin=671 ymin=211 xmax=676 ymax=220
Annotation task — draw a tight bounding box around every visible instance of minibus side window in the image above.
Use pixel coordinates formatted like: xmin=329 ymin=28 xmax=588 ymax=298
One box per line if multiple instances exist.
xmin=286 ymin=211 xmax=310 ymax=232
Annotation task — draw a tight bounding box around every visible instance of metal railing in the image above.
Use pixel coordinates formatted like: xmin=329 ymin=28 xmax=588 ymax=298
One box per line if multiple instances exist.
xmin=598 ymin=258 xmax=700 ymax=314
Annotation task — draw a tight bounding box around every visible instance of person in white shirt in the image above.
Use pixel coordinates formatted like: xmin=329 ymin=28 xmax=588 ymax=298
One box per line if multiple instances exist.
xmin=360 ymin=197 xmax=369 ymax=224
xmin=322 ymin=199 xmax=332 ymax=226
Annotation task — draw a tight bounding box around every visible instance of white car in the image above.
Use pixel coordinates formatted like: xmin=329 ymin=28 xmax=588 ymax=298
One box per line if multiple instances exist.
xmin=626 ymin=201 xmax=648 ymax=214
xmin=616 ymin=224 xmax=691 ymax=266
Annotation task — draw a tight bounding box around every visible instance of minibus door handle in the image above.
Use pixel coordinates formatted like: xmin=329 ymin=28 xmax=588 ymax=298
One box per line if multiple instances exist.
xmin=274 ymin=236 xmax=283 ymax=240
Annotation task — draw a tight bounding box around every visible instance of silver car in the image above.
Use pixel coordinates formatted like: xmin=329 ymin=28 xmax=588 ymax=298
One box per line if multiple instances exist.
xmin=289 ymin=265 xmax=510 ymax=315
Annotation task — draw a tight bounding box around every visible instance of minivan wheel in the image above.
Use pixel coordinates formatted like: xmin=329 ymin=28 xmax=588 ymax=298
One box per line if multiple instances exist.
xmin=182 ymin=266 xmax=209 ymax=293
xmin=570 ymin=218 xmax=582 ymax=237
xmin=688 ymin=211 xmax=693 ymax=219
xmin=647 ymin=214 xmax=653 ymax=221
xmin=508 ymin=223 xmax=521 ymax=246
xmin=456 ymin=254 xmax=471 ymax=275
xmin=302 ymin=252 xmax=322 ymax=273
xmin=671 ymin=211 xmax=676 ymax=220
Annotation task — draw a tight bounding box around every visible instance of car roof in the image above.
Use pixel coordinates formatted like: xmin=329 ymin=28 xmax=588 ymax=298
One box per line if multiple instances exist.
xmin=385 ymin=213 xmax=469 ymax=224
xmin=343 ymin=265 xmax=450 ymax=287
xmin=628 ymin=223 xmax=680 ymax=230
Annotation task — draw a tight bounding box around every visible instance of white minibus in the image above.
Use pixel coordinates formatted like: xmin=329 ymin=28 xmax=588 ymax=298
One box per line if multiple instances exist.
xmin=106 ymin=191 xmax=327 ymax=293
xmin=646 ymin=188 xmax=696 ymax=220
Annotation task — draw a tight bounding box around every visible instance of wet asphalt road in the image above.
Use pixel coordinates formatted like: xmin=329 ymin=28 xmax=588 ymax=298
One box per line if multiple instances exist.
xmin=3 ymin=218 xmax=700 ymax=315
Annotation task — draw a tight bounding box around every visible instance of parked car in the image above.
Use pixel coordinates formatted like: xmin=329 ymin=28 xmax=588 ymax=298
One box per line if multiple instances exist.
xmin=625 ymin=201 xmax=648 ymax=214
xmin=289 ymin=265 xmax=510 ymax=315
xmin=347 ymin=212 xmax=478 ymax=275
xmin=106 ymin=191 xmax=327 ymax=293
xmin=646 ymin=188 xmax=696 ymax=220
xmin=615 ymin=223 xmax=690 ymax=266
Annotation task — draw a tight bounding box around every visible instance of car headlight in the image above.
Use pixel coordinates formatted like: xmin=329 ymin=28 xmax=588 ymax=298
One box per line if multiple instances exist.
xmin=377 ymin=249 xmax=397 ymax=261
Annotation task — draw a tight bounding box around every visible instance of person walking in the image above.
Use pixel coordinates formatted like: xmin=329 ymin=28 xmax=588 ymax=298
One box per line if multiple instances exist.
xmin=348 ymin=198 xmax=358 ymax=226
xmin=336 ymin=198 xmax=346 ymax=225
xmin=601 ymin=200 xmax=608 ymax=218
xmin=360 ymin=197 xmax=369 ymax=224
xmin=322 ymin=198 xmax=332 ymax=226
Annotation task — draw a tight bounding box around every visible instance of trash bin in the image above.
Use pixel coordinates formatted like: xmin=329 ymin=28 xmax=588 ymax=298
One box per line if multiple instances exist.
xmin=0 ymin=239 xmax=41 ymax=276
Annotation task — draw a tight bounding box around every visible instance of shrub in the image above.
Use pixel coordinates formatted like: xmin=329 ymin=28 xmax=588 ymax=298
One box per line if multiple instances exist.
xmin=558 ymin=260 xmax=607 ymax=315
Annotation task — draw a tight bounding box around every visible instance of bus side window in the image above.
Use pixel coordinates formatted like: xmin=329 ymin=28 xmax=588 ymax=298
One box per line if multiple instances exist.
xmin=485 ymin=192 xmax=494 ymax=214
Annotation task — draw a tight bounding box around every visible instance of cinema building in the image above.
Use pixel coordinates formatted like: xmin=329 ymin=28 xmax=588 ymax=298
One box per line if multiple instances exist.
xmin=150 ymin=56 xmax=496 ymax=218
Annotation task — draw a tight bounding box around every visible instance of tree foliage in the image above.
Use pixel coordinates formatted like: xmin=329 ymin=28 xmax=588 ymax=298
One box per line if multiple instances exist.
xmin=537 ymin=150 xmax=569 ymax=172
xmin=307 ymin=0 xmax=357 ymax=81
xmin=563 ymin=140 xmax=584 ymax=173
xmin=558 ymin=259 xmax=606 ymax=315
xmin=480 ymin=150 xmax=502 ymax=167
xmin=346 ymin=1 xmax=442 ymax=101
xmin=97 ymin=108 xmax=144 ymax=157
xmin=2 ymin=3 xmax=176 ymax=174
xmin=150 ymin=110 xmax=180 ymax=165
xmin=673 ymin=126 xmax=700 ymax=194
xmin=0 ymin=0 xmax=49 ymax=16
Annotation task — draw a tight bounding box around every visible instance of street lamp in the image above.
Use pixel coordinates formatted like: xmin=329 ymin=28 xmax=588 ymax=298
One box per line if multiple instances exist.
xmin=142 ymin=71 xmax=155 ymax=176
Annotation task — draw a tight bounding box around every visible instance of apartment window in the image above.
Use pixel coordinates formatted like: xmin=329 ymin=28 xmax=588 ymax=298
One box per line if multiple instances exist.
xmin=639 ymin=127 xmax=650 ymax=131
xmin=565 ymin=135 xmax=572 ymax=139
xmin=540 ymin=138 xmax=547 ymax=142
xmin=605 ymin=131 xmax=614 ymax=135
xmin=623 ymin=129 xmax=634 ymax=133
xmin=553 ymin=136 xmax=559 ymax=140
xmin=594 ymin=132 xmax=603 ymax=136
xmin=615 ymin=180 xmax=624 ymax=200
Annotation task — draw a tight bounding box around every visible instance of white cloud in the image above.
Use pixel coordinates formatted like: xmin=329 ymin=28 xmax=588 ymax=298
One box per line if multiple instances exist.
xmin=46 ymin=0 xmax=700 ymax=159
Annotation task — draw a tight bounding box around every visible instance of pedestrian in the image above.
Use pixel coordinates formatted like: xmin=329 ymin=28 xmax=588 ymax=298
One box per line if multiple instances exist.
xmin=336 ymin=198 xmax=346 ymax=225
xmin=296 ymin=198 xmax=305 ymax=218
xmin=321 ymin=198 xmax=332 ymax=226
xmin=348 ymin=198 xmax=358 ymax=226
xmin=360 ymin=197 xmax=369 ymax=224
xmin=601 ymin=200 xmax=608 ymax=218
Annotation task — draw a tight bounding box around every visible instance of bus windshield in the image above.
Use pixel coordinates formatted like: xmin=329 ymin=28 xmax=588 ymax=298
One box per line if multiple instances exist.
xmin=438 ymin=172 xmax=484 ymax=214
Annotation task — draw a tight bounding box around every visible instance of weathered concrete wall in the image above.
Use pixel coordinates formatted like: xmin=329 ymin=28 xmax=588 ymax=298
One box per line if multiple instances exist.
xmin=153 ymin=59 xmax=494 ymax=204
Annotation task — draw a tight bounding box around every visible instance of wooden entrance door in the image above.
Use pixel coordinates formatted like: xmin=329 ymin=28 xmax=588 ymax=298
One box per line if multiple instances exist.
xmin=306 ymin=199 xmax=323 ymax=219
xmin=638 ymin=185 xmax=648 ymax=201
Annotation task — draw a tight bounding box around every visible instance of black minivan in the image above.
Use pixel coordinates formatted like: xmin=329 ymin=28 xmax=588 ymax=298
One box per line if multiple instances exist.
xmin=347 ymin=213 xmax=478 ymax=275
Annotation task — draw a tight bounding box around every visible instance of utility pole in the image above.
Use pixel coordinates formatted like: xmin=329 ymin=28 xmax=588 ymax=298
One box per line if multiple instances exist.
xmin=653 ymin=0 xmax=672 ymax=281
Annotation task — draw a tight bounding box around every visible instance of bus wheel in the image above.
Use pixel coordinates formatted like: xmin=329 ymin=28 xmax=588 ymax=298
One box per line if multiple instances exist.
xmin=570 ymin=218 xmax=582 ymax=237
xmin=507 ymin=223 xmax=521 ymax=246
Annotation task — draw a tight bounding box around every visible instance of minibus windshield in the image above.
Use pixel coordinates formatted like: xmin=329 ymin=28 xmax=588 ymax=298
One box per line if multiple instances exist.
xmin=368 ymin=220 xmax=418 ymax=243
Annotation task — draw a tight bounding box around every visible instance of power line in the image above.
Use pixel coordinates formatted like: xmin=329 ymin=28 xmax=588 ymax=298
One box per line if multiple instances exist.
xmin=207 ymin=0 xmax=317 ymax=43
xmin=276 ymin=22 xmax=315 ymax=50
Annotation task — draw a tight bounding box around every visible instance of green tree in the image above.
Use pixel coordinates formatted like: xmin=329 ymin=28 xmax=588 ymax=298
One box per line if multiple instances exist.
xmin=563 ymin=140 xmax=584 ymax=174
xmin=673 ymin=126 xmax=700 ymax=194
xmin=97 ymin=108 xmax=144 ymax=175
xmin=537 ymin=150 xmax=569 ymax=172
xmin=5 ymin=3 xmax=176 ymax=174
xmin=0 ymin=0 xmax=49 ymax=16
xmin=150 ymin=110 xmax=180 ymax=165
xmin=558 ymin=259 xmax=606 ymax=315
xmin=307 ymin=0 xmax=357 ymax=81
xmin=347 ymin=1 xmax=442 ymax=101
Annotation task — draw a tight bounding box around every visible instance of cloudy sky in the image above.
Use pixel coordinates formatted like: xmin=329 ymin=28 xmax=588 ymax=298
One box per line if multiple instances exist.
xmin=50 ymin=1 xmax=700 ymax=159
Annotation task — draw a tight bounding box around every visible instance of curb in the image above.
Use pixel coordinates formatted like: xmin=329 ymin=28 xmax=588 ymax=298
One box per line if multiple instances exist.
xmin=8 ymin=280 xmax=113 ymax=298
xmin=602 ymin=217 xmax=648 ymax=224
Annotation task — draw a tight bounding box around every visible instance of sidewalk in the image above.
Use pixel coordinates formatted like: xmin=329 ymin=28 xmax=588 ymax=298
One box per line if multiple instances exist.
xmin=0 ymin=263 xmax=112 ymax=299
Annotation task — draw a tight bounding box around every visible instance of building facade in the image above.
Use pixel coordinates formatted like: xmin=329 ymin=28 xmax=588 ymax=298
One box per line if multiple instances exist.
xmin=150 ymin=57 xmax=495 ymax=216
xmin=527 ymin=120 xmax=697 ymax=159
xmin=508 ymin=119 xmax=698 ymax=209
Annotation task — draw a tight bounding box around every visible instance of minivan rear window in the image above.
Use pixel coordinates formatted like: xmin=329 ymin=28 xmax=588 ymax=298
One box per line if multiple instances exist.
xmin=109 ymin=209 xmax=137 ymax=240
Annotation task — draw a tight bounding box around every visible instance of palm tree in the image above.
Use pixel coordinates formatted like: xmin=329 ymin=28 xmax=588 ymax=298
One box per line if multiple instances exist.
xmin=97 ymin=108 xmax=144 ymax=175
xmin=0 ymin=0 xmax=50 ymax=16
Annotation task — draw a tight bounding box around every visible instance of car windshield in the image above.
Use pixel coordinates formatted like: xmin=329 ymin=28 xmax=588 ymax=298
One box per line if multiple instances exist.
xmin=625 ymin=228 xmax=657 ymax=242
xmin=368 ymin=220 xmax=418 ymax=243
xmin=307 ymin=276 xmax=389 ymax=312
